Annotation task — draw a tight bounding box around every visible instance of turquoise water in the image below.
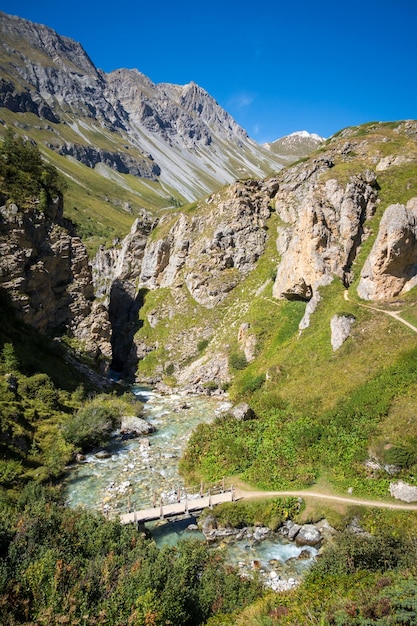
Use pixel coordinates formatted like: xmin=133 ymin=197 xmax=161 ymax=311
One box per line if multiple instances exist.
xmin=65 ymin=389 xmax=230 ymax=515
xmin=64 ymin=388 xmax=318 ymax=584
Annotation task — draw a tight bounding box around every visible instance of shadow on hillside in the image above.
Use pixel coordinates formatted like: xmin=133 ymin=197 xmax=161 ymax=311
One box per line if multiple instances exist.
xmin=108 ymin=283 xmax=147 ymax=381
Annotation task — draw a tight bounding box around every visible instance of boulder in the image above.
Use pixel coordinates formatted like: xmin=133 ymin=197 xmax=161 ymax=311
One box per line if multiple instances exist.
xmin=330 ymin=314 xmax=355 ymax=351
xmin=120 ymin=416 xmax=155 ymax=436
xmin=201 ymin=514 xmax=218 ymax=535
xmin=230 ymin=403 xmax=256 ymax=421
xmin=389 ymin=480 xmax=417 ymax=502
xmin=295 ymin=524 xmax=322 ymax=547
xmin=357 ymin=198 xmax=417 ymax=300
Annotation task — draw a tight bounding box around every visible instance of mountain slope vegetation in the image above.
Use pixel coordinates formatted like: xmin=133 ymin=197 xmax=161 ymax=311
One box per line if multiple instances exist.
xmin=2 ymin=10 xmax=417 ymax=626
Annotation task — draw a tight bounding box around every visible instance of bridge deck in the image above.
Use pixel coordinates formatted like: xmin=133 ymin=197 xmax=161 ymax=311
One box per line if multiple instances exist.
xmin=120 ymin=490 xmax=238 ymax=525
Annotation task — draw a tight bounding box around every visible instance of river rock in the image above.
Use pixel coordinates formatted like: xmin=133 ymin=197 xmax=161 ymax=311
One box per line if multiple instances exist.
xmin=253 ymin=526 xmax=271 ymax=542
xmin=298 ymin=549 xmax=312 ymax=560
xmin=295 ymin=524 xmax=322 ymax=546
xmin=389 ymin=480 xmax=417 ymax=502
xmin=201 ymin=514 xmax=218 ymax=534
xmin=95 ymin=450 xmax=111 ymax=459
xmin=120 ymin=416 xmax=155 ymax=436
xmin=230 ymin=402 xmax=256 ymax=421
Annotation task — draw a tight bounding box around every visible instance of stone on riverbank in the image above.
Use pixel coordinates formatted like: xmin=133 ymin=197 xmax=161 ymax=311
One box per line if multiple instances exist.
xmin=295 ymin=524 xmax=322 ymax=547
xmin=230 ymin=402 xmax=256 ymax=421
xmin=120 ymin=416 xmax=155 ymax=437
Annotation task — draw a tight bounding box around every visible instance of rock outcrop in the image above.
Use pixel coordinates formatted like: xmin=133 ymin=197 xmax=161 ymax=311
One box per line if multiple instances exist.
xmin=357 ymin=198 xmax=417 ymax=300
xmin=0 ymin=198 xmax=111 ymax=368
xmin=330 ymin=314 xmax=355 ymax=351
xmin=273 ymin=162 xmax=378 ymax=300
xmin=389 ymin=480 xmax=417 ymax=502
xmin=140 ymin=179 xmax=275 ymax=308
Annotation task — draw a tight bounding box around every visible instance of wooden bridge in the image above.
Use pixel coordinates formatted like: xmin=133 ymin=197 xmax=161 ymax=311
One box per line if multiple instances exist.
xmin=119 ymin=483 xmax=238 ymax=525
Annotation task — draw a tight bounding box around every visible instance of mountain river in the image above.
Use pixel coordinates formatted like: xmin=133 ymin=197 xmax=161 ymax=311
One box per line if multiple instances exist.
xmin=64 ymin=387 xmax=317 ymax=590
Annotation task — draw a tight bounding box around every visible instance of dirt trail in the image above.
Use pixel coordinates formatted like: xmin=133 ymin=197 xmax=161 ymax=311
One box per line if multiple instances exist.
xmin=228 ymin=291 xmax=417 ymax=512
xmin=234 ymin=487 xmax=417 ymax=511
xmin=344 ymin=290 xmax=417 ymax=334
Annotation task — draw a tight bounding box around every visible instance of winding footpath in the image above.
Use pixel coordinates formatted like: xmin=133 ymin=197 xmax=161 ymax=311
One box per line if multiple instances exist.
xmin=344 ymin=290 xmax=417 ymax=334
xmin=234 ymin=487 xmax=417 ymax=511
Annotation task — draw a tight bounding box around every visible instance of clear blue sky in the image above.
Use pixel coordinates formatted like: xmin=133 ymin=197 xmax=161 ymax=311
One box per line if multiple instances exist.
xmin=2 ymin=0 xmax=416 ymax=142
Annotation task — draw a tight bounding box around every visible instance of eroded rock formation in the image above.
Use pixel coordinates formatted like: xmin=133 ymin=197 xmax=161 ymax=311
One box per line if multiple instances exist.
xmin=0 ymin=198 xmax=111 ymax=368
xmin=272 ymin=162 xmax=378 ymax=300
xmin=357 ymin=198 xmax=417 ymax=300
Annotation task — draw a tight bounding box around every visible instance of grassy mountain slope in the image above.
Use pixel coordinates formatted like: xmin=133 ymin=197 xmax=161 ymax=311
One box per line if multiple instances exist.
xmin=132 ymin=121 xmax=417 ymax=499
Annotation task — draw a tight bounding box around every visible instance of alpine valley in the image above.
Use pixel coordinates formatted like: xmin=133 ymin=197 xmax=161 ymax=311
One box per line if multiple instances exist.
xmin=2 ymin=10 xmax=417 ymax=626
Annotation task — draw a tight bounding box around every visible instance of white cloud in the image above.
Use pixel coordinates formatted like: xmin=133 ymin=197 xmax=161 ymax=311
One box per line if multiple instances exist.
xmin=229 ymin=92 xmax=255 ymax=109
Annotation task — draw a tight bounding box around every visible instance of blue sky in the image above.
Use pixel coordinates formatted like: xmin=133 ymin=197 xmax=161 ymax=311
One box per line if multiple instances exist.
xmin=2 ymin=0 xmax=417 ymax=142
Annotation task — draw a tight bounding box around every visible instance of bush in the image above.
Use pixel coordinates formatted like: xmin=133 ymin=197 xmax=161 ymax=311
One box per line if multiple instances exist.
xmin=19 ymin=374 xmax=58 ymax=410
xmin=197 ymin=339 xmax=210 ymax=353
xmin=229 ymin=352 xmax=248 ymax=371
xmin=241 ymin=373 xmax=266 ymax=393
xmin=61 ymin=402 xmax=119 ymax=450
xmin=0 ymin=130 xmax=66 ymax=208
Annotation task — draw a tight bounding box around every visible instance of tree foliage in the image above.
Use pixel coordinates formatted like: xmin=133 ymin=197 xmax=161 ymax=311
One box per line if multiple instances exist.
xmin=0 ymin=129 xmax=66 ymax=209
xmin=0 ymin=487 xmax=263 ymax=625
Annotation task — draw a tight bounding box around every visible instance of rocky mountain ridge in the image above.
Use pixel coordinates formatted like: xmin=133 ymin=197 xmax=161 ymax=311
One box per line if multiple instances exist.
xmin=265 ymin=130 xmax=325 ymax=161
xmin=0 ymin=10 xmax=289 ymax=206
xmin=2 ymin=119 xmax=417 ymax=387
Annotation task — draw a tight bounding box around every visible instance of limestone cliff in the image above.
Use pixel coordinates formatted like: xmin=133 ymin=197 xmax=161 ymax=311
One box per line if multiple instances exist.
xmin=0 ymin=197 xmax=112 ymax=368
xmin=90 ymin=122 xmax=417 ymax=383
xmin=357 ymin=198 xmax=417 ymax=300
xmin=272 ymin=161 xmax=378 ymax=300
xmin=139 ymin=179 xmax=276 ymax=308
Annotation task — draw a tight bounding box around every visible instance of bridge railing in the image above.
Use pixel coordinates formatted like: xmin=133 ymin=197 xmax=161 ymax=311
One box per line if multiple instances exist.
xmin=120 ymin=478 xmax=233 ymax=516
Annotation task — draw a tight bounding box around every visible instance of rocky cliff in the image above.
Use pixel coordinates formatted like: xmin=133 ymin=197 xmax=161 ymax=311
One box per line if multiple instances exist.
xmin=92 ymin=121 xmax=417 ymax=384
xmin=0 ymin=196 xmax=112 ymax=369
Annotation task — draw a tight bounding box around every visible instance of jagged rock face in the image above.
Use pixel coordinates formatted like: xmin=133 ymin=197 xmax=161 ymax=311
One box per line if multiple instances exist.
xmin=0 ymin=13 xmax=126 ymax=130
xmin=92 ymin=212 xmax=157 ymax=374
xmin=139 ymin=179 xmax=274 ymax=308
xmin=55 ymin=143 xmax=161 ymax=179
xmin=272 ymin=159 xmax=378 ymax=300
xmin=0 ymin=199 xmax=111 ymax=366
xmin=106 ymin=71 xmax=247 ymax=148
xmin=357 ymin=198 xmax=417 ymax=300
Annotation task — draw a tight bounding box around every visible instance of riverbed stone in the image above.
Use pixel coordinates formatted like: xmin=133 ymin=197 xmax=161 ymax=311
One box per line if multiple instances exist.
xmin=295 ymin=524 xmax=322 ymax=546
xmin=95 ymin=450 xmax=111 ymax=459
xmin=120 ymin=416 xmax=155 ymax=436
xmin=288 ymin=522 xmax=302 ymax=541
xmin=253 ymin=526 xmax=271 ymax=542
xmin=201 ymin=514 xmax=218 ymax=534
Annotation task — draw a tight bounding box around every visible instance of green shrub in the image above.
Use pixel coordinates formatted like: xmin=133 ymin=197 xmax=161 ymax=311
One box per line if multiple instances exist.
xmin=203 ymin=380 xmax=218 ymax=391
xmin=197 ymin=338 xmax=210 ymax=353
xmin=229 ymin=352 xmax=248 ymax=371
xmin=0 ymin=343 xmax=19 ymax=372
xmin=241 ymin=373 xmax=266 ymax=393
xmin=61 ymin=403 xmax=119 ymax=450
xmin=19 ymin=374 xmax=58 ymax=410
xmin=165 ymin=363 xmax=175 ymax=376
xmin=0 ymin=130 xmax=66 ymax=208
